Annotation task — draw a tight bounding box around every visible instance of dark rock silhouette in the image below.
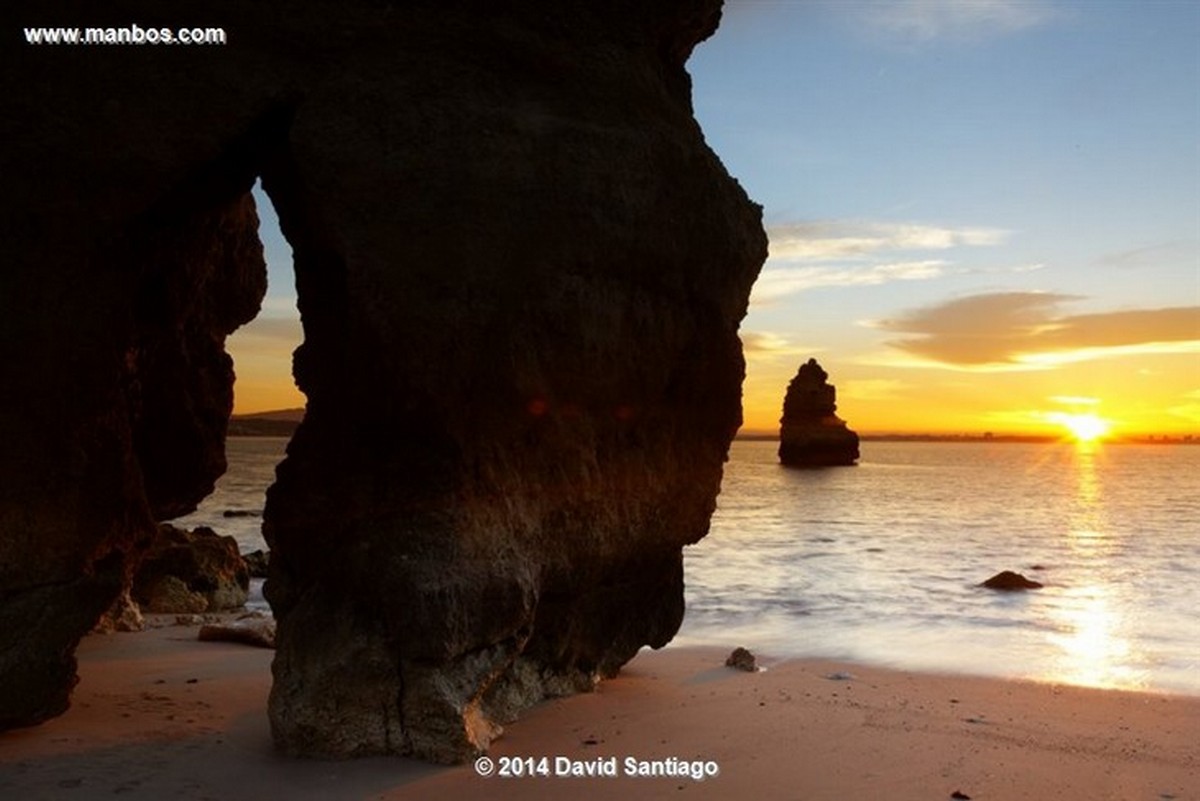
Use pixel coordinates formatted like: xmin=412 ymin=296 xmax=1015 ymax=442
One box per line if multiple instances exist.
xmin=227 ymin=414 xmax=301 ymax=437
xmin=779 ymin=359 xmax=860 ymax=467
xmin=199 ymin=613 xmax=276 ymax=649
xmin=0 ymin=180 xmax=264 ymax=729
xmin=242 ymin=549 xmax=271 ymax=579
xmin=92 ymin=589 xmax=145 ymax=634
xmin=0 ymin=1 xmax=766 ymax=761
xmin=725 ymin=647 xmax=758 ymax=672
xmin=132 ymin=524 xmax=250 ymax=613
xmin=131 ymin=194 xmax=269 ymax=522
xmin=981 ymin=571 xmax=1044 ymax=591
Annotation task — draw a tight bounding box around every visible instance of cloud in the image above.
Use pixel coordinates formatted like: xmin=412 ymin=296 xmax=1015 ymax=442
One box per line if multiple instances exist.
xmin=980 ymin=408 xmax=1105 ymax=431
xmin=751 ymin=261 xmax=946 ymax=305
xmin=1014 ymin=339 xmax=1200 ymax=367
xmin=768 ymin=221 xmax=1007 ymax=262
xmin=971 ymin=262 xmax=1046 ymax=275
xmin=741 ymin=331 xmax=795 ymax=355
xmin=1098 ymin=240 xmax=1196 ymax=268
xmin=748 ymin=218 xmax=1009 ymax=306
xmin=876 ymin=291 xmax=1200 ymax=368
xmin=1040 ymin=308 xmax=1200 ymax=350
xmin=1048 ymin=395 xmax=1100 ymax=407
xmin=855 ymin=0 xmax=1060 ymax=45
xmin=740 ymin=331 xmax=820 ymax=363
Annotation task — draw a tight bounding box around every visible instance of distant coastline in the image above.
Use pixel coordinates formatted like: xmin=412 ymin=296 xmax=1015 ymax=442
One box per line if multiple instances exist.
xmin=227 ymin=408 xmax=303 ymax=437
xmin=226 ymin=408 xmax=1196 ymax=445
xmin=735 ymin=431 xmax=1198 ymax=445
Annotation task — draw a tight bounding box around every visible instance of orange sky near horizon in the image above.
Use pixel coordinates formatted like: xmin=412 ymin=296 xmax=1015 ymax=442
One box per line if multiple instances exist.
xmin=738 ymin=345 xmax=1199 ymax=438
xmin=227 ymin=314 xmax=1199 ymax=440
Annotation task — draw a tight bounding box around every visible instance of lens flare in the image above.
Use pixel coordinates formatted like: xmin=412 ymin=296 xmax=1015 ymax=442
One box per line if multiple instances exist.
xmin=1055 ymin=413 xmax=1111 ymax=443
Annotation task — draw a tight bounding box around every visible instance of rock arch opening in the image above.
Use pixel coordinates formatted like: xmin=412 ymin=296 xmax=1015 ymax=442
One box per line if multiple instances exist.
xmin=226 ymin=183 xmax=307 ymax=431
xmin=170 ymin=181 xmax=305 ymax=613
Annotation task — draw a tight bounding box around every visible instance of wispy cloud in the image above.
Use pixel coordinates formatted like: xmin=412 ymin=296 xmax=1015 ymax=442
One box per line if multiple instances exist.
xmin=1014 ymin=340 xmax=1200 ymax=367
xmin=972 ymin=262 xmax=1046 ymax=275
xmin=741 ymin=331 xmax=795 ymax=355
xmin=740 ymin=331 xmax=820 ymax=363
xmin=751 ymin=219 xmax=1007 ymax=306
xmin=768 ymin=221 xmax=1007 ymax=261
xmin=855 ymin=0 xmax=1061 ymax=45
xmin=981 ymin=408 xmax=1103 ymax=431
xmin=1048 ymin=395 xmax=1100 ymax=407
xmin=751 ymin=261 xmax=946 ymax=305
xmin=1098 ymin=240 xmax=1197 ymax=268
xmin=875 ymin=291 xmax=1200 ymax=369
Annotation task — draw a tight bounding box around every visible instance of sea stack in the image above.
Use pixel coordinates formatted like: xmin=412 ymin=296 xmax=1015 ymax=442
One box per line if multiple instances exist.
xmin=779 ymin=359 xmax=860 ymax=467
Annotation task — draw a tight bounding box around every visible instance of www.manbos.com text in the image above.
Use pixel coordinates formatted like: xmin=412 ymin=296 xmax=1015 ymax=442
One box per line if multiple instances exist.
xmin=24 ymin=25 xmax=227 ymax=46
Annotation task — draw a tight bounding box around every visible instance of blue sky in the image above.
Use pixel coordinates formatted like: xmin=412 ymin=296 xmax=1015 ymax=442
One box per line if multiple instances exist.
xmin=233 ymin=0 xmax=1199 ymax=435
xmin=688 ymin=0 xmax=1199 ymax=433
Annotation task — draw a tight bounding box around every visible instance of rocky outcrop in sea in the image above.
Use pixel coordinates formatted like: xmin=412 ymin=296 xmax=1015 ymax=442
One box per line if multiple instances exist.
xmin=779 ymin=359 xmax=860 ymax=467
xmin=980 ymin=571 xmax=1044 ymax=591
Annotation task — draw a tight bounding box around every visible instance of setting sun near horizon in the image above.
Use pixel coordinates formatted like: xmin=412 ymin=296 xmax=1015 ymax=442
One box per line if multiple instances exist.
xmin=1054 ymin=413 xmax=1112 ymax=443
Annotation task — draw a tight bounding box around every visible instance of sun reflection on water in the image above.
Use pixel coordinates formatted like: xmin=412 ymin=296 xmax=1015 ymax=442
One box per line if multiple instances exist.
xmin=1069 ymin=442 xmax=1106 ymax=544
xmin=1044 ymin=441 xmax=1147 ymax=690
xmin=1047 ymin=586 xmax=1146 ymax=689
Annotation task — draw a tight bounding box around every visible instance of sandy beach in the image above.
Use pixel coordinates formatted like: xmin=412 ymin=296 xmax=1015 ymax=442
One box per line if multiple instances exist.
xmin=1 ymin=621 xmax=1195 ymax=801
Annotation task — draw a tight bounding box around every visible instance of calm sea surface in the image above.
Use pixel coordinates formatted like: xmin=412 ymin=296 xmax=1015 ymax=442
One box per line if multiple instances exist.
xmin=178 ymin=437 xmax=1200 ymax=694
xmin=682 ymin=439 xmax=1200 ymax=695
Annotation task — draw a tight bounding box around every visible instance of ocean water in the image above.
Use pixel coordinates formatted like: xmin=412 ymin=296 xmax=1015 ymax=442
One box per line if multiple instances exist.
xmin=173 ymin=437 xmax=289 ymax=612
xmin=177 ymin=437 xmax=1200 ymax=694
xmin=175 ymin=436 xmax=286 ymax=553
xmin=680 ymin=439 xmax=1200 ymax=695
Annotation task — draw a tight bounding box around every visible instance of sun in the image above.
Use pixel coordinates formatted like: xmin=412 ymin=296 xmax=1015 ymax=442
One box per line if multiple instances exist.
xmin=1058 ymin=413 xmax=1111 ymax=443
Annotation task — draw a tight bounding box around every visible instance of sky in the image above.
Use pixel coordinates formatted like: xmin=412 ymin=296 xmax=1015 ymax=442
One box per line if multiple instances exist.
xmin=230 ymin=0 xmax=1200 ymax=437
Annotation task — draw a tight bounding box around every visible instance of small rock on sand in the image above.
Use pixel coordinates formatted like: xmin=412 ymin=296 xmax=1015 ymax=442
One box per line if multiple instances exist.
xmin=197 ymin=613 xmax=276 ymax=649
xmin=725 ymin=647 xmax=757 ymax=672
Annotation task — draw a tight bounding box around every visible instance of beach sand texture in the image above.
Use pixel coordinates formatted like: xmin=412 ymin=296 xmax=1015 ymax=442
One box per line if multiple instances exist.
xmin=1 ymin=621 xmax=1195 ymax=800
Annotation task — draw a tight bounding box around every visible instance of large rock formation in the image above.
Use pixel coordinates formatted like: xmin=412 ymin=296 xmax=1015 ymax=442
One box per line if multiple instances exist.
xmin=779 ymin=359 xmax=860 ymax=467
xmin=1 ymin=1 xmax=765 ymax=760
xmin=0 ymin=137 xmax=266 ymax=728
xmin=131 ymin=524 xmax=250 ymax=613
